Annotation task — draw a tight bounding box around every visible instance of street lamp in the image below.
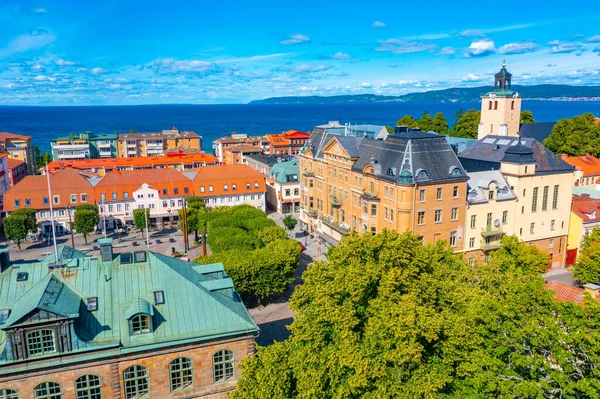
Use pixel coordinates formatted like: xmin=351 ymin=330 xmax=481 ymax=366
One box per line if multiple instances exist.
xmin=66 ymin=204 xmax=75 ymax=249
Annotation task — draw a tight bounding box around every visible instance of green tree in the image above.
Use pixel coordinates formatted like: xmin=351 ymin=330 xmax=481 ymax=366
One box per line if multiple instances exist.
xmin=520 ymin=110 xmax=536 ymax=124
xmin=395 ymin=115 xmax=416 ymax=127
xmin=573 ymin=228 xmax=600 ymax=284
xmin=416 ymin=111 xmax=433 ymax=132
xmin=431 ymin=112 xmax=449 ymax=134
xmin=4 ymin=213 xmax=30 ymax=250
xmin=454 ymin=107 xmax=464 ymax=119
xmin=257 ymin=225 xmax=288 ymax=245
xmin=133 ymin=208 xmax=150 ymax=237
xmin=544 ymin=113 xmax=599 ymax=156
xmin=178 ymin=196 xmax=206 ymax=237
xmin=232 ymin=231 xmax=600 ymax=398
xmin=74 ymin=204 xmax=99 ymax=245
xmin=282 ymin=215 xmax=297 ymax=234
xmin=11 ymin=208 xmax=37 ymax=235
xmin=384 ymin=126 xmax=394 ymax=134
xmin=451 ymin=109 xmax=481 ymax=139
xmin=33 ymin=146 xmax=50 ymax=169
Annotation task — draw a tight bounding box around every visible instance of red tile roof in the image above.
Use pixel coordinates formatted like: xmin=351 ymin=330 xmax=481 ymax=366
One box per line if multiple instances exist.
xmin=95 ymin=169 xmax=193 ymax=202
xmin=46 ymin=153 xmax=218 ymax=172
xmin=266 ymin=130 xmax=310 ymax=146
xmin=6 ymin=158 xmax=25 ymax=169
xmin=192 ymin=164 xmax=266 ymax=196
xmin=0 ymin=132 xmax=32 ymax=141
xmin=545 ymin=281 xmax=585 ymax=304
xmin=563 ymin=153 xmax=600 ymax=176
xmin=571 ymin=194 xmax=600 ymax=221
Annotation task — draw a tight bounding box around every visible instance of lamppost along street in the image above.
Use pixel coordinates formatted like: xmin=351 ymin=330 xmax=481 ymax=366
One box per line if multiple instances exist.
xmin=67 ymin=204 xmax=75 ymax=249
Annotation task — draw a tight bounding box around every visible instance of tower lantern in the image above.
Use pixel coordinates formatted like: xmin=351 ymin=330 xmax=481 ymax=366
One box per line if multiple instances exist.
xmin=494 ymin=59 xmax=512 ymax=91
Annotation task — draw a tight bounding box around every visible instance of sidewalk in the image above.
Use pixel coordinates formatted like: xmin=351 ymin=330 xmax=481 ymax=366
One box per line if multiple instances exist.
xmin=267 ymin=210 xmax=327 ymax=261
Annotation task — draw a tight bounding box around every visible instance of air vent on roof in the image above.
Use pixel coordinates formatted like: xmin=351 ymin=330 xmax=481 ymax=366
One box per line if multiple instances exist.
xmin=154 ymin=290 xmax=165 ymax=305
xmin=134 ymin=251 xmax=147 ymax=263
xmin=120 ymin=253 xmax=133 ymax=264
xmin=0 ymin=309 xmax=9 ymax=325
xmin=87 ymin=297 xmax=98 ymax=312
xmin=16 ymin=272 xmax=28 ymax=282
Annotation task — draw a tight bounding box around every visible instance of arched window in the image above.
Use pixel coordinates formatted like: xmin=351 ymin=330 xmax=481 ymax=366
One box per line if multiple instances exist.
xmin=123 ymin=365 xmax=149 ymax=399
xmin=34 ymin=382 xmax=62 ymax=399
xmin=26 ymin=329 xmax=56 ymax=356
xmin=511 ymin=100 xmax=515 ymax=110
xmin=75 ymin=375 xmax=102 ymax=399
xmin=131 ymin=315 xmax=150 ymax=335
xmin=0 ymin=389 xmax=19 ymax=399
xmin=494 ymin=101 xmax=498 ymax=110
xmin=170 ymin=357 xmax=193 ymax=392
xmin=213 ymin=350 xmax=235 ymax=383
xmin=488 ymin=101 xmax=492 ymax=110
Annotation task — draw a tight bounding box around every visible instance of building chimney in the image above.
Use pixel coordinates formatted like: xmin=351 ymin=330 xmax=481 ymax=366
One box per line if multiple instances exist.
xmin=98 ymin=238 xmax=114 ymax=262
xmin=0 ymin=248 xmax=10 ymax=273
xmin=584 ymin=283 xmax=600 ymax=298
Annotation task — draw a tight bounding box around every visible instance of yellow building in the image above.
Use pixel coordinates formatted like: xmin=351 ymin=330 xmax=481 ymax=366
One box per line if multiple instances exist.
xmin=478 ymin=61 xmax=522 ymax=140
xmin=299 ymin=129 xmax=469 ymax=248
xmin=117 ymin=128 xmax=201 ymax=158
xmin=0 ymin=132 xmax=36 ymax=174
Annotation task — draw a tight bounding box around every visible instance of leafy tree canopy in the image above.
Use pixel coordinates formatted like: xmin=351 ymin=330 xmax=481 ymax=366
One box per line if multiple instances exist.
xmin=573 ymin=227 xmax=600 ymax=284
xmin=431 ymin=112 xmax=449 ymax=135
xmin=543 ymin=112 xmax=600 ymax=156
xmin=232 ymin=232 xmax=600 ymax=398
xmin=520 ymin=110 xmax=536 ymax=124
xmin=133 ymin=208 xmax=150 ymax=236
xmin=74 ymin=204 xmax=99 ymax=245
xmin=282 ymin=215 xmax=298 ymax=232
xmin=450 ymin=109 xmax=481 ymax=139
xmin=396 ymin=115 xmax=417 ymax=127
xmin=416 ymin=111 xmax=433 ymax=132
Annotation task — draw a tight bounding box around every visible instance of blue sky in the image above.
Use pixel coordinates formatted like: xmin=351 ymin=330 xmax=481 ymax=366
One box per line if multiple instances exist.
xmin=2 ymin=0 xmax=600 ymax=105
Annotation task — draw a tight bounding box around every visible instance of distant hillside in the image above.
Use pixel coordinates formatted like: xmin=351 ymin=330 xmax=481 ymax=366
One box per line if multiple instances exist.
xmin=249 ymin=85 xmax=600 ymax=104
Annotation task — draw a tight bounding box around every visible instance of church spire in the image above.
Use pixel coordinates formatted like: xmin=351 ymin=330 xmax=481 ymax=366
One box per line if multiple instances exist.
xmin=494 ymin=59 xmax=512 ymax=91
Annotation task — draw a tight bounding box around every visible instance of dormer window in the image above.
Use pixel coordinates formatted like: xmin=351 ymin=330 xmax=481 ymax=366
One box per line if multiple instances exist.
xmin=131 ymin=315 xmax=151 ymax=335
xmin=26 ymin=329 xmax=56 ymax=356
xmin=488 ymin=191 xmax=494 ymax=200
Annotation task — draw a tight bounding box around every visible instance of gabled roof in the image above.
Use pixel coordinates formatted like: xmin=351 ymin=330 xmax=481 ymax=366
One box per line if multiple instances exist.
xmin=43 ymin=246 xmax=89 ymax=263
xmin=191 ymin=164 xmax=266 ymax=196
xmin=95 ymin=169 xmax=193 ymax=201
xmin=519 ymin=122 xmax=556 ymax=143
xmin=2 ymin=274 xmax=81 ymax=328
xmin=458 ymin=135 xmax=574 ymax=175
xmin=544 ymin=281 xmax=600 ymax=305
xmin=6 ymin=158 xmax=25 ymax=169
xmin=268 ymin=160 xmax=299 ymax=184
xmin=245 ymin=154 xmax=295 ymax=168
xmin=466 ymin=170 xmax=517 ymax=204
xmin=0 ymin=132 xmax=32 ymax=141
xmin=563 ymin=153 xmax=600 ymax=176
xmin=304 ymin=131 xmax=363 ymax=161
xmin=571 ymin=194 xmax=600 ymax=222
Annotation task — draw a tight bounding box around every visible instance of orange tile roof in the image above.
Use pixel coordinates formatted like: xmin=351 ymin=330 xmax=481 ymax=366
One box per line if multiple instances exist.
xmin=545 ymin=281 xmax=600 ymax=304
xmin=214 ymin=135 xmax=269 ymax=145
xmin=192 ymin=164 xmax=266 ymax=196
xmin=4 ymin=168 xmax=95 ymax=212
xmin=563 ymin=153 xmax=600 ymax=175
xmin=225 ymin=144 xmax=264 ymax=153
xmin=165 ymin=146 xmax=205 ymax=155
xmin=0 ymin=132 xmax=32 ymax=141
xmin=571 ymin=194 xmax=600 ymax=221
xmin=266 ymin=130 xmax=310 ymax=146
xmin=46 ymin=153 xmax=218 ymax=172
xmin=95 ymin=169 xmax=193 ymax=202
xmin=6 ymin=158 xmax=25 ymax=169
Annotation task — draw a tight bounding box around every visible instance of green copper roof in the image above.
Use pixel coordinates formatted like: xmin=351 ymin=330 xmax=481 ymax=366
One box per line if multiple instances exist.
xmin=0 ymin=246 xmax=258 ymax=372
xmin=268 ymin=160 xmax=299 ymax=184
xmin=42 ymin=246 xmax=88 ymax=263
xmin=97 ymin=238 xmax=113 ymax=246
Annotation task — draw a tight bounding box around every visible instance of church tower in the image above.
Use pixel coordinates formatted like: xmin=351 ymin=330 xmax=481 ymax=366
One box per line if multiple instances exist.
xmin=478 ymin=60 xmax=522 ymax=140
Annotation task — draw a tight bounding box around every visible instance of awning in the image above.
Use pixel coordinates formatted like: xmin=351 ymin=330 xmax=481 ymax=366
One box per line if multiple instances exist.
xmin=315 ymin=230 xmax=338 ymax=247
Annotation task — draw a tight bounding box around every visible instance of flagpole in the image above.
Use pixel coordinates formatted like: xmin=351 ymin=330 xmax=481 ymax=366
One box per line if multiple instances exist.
xmin=46 ymin=165 xmax=59 ymax=263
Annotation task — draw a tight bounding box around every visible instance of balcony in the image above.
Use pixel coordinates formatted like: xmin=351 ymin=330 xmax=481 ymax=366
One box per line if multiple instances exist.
xmin=304 ymin=208 xmax=318 ymax=219
xmin=52 ymin=144 xmax=89 ymax=151
xmin=361 ymin=191 xmax=380 ymax=201
xmin=302 ymin=171 xmax=314 ymax=177
xmin=481 ymin=239 xmax=502 ymax=251
xmin=58 ymin=153 xmax=88 ymax=160
xmin=330 ymin=195 xmax=342 ymax=207
xmin=319 ymin=215 xmax=349 ymax=235
xmin=481 ymin=225 xmax=503 ymax=237
xmin=97 ymin=142 xmax=112 ymax=148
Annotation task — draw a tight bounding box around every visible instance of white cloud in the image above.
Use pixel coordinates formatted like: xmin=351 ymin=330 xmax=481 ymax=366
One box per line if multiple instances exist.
xmin=0 ymin=31 xmax=55 ymax=59
xmin=75 ymin=67 xmax=88 ymax=73
xmin=459 ymin=29 xmax=485 ymax=38
xmin=280 ymin=34 xmax=311 ymax=45
xmin=152 ymin=59 xmax=216 ymax=74
xmin=586 ymin=35 xmax=600 ymax=43
xmin=34 ymin=75 xmax=56 ymax=82
xmin=288 ymin=64 xmax=330 ymax=75
xmin=330 ymin=52 xmax=352 ymax=60
xmin=396 ymin=79 xmax=418 ymax=85
xmin=497 ymin=41 xmax=538 ymax=54
xmin=548 ymin=41 xmax=580 ymax=53
xmin=437 ymin=46 xmax=456 ymax=56
xmin=55 ymin=59 xmax=77 ymax=66
xmin=375 ymin=39 xmax=436 ymax=54
xmin=464 ymin=40 xmax=496 ymax=57
xmin=461 ymin=73 xmax=482 ymax=82
xmin=34 ymin=7 xmax=47 ymax=13
xmin=371 ymin=21 xmax=386 ymax=28
xmin=214 ymin=53 xmax=292 ymax=63
xmin=361 ymin=82 xmax=372 ymax=88
xmin=90 ymin=67 xmax=108 ymax=75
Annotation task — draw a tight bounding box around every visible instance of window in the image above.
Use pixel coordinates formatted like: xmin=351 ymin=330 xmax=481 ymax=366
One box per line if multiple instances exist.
xmin=53 ymin=196 xmax=59 ymax=204
xmin=469 ymin=237 xmax=475 ymax=248
xmin=453 ymin=186 xmax=459 ymax=198
xmin=494 ymin=101 xmax=498 ymax=110
xmin=162 ymin=189 xmax=168 ymax=195
xmin=521 ymin=206 xmax=524 ymax=214
xmin=131 ymin=315 xmax=150 ymax=335
xmin=531 ymin=187 xmax=538 ymax=212
xmin=24 ymin=198 xmax=30 ymax=207
xmin=551 ymin=220 xmax=556 ymax=231
xmin=488 ymin=190 xmax=494 ymax=200
xmin=0 ymin=390 xmax=18 ymax=399
xmin=246 ymin=183 xmax=250 ymax=189
xmin=231 ymin=184 xmax=236 ymax=191
xmin=112 ymin=192 xmax=117 ymax=200
xmin=173 ymin=188 xmax=179 ymax=195
xmin=502 ymin=210 xmax=508 ymax=224
xmin=530 ymin=222 xmax=535 ymax=234
xmin=549 ymin=239 xmax=554 ymax=249
xmin=40 ymin=211 xmax=47 ymax=218
xmin=184 ymin=187 xmax=189 ymax=194
xmin=436 ymin=188 xmax=442 ymax=200
xmin=123 ymin=192 xmax=129 ymax=199
xmin=370 ymin=204 xmax=377 ymax=216
xmin=470 ymin=215 xmax=476 ymax=229
xmin=27 ymin=329 xmax=56 ymax=356
xmin=13 ymin=199 xmax=19 ymax=208
xmin=486 ymin=212 xmax=493 ymax=227
xmin=552 ymin=185 xmax=559 ymax=209
xmin=434 ymin=209 xmax=442 ymax=223
xmin=209 ymin=185 xmax=214 ymax=192
xmin=34 ymin=382 xmax=62 ymax=399
xmin=123 ymin=365 xmax=149 ymax=399
xmin=254 ymin=182 xmax=259 ymax=188
xmin=75 ymin=375 xmax=101 ymax=399
xmin=108 ymin=205 xmax=113 ymax=212
xmin=87 ymin=297 xmax=98 ymax=312
xmin=419 ymin=189 xmax=425 ymax=202
xmin=417 ymin=211 xmax=425 ymax=225
xmin=469 ymin=257 xmax=475 ymax=266
xmin=449 ymin=231 xmax=457 ymax=247
xmin=101 ymin=194 xmax=107 ymax=201
xmin=542 ymin=186 xmax=549 ymax=211
xmin=200 ymin=186 xmax=205 ymax=193
xmin=170 ymin=357 xmax=193 ymax=392
xmin=213 ymin=350 xmax=235 ymax=383
xmin=154 ymin=291 xmax=165 ymax=305
xmin=43 ymin=197 xmax=49 ymax=205
xmin=71 ymin=194 xmax=77 ymax=203
xmin=224 ymin=184 xmax=229 ymax=191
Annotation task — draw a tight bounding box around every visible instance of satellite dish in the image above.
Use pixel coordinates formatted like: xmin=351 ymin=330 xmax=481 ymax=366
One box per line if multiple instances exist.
xmin=91 ymin=168 xmax=96 ymax=172
xmin=494 ymin=219 xmax=501 ymax=227
xmin=512 ymin=92 xmax=518 ymax=98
